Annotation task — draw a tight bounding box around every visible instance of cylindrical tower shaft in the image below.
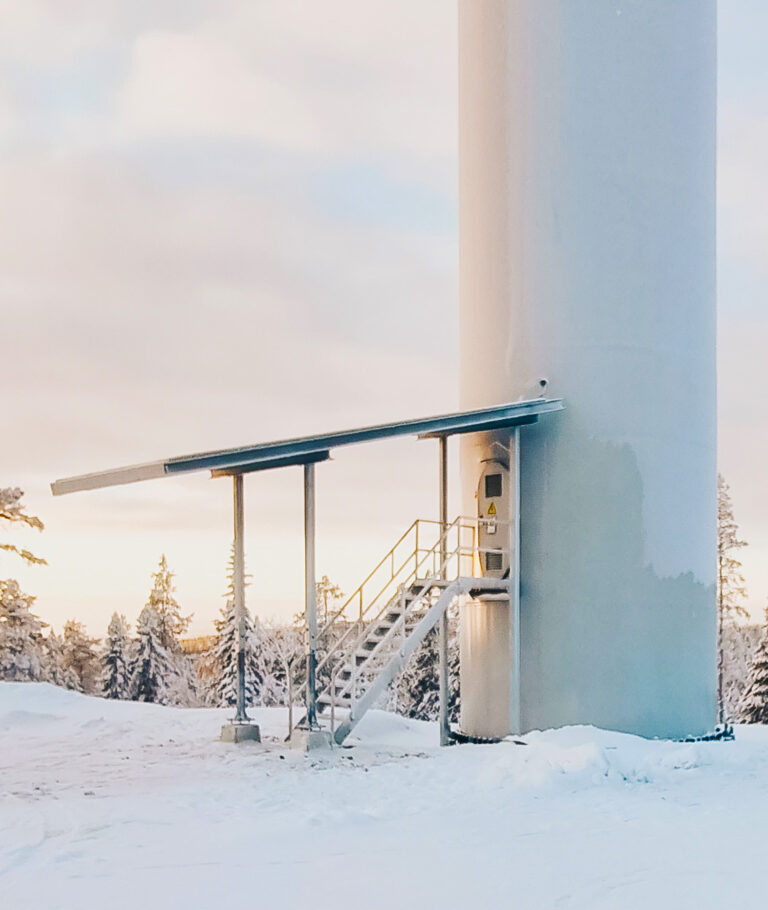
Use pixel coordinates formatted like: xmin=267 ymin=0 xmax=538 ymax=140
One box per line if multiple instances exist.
xmin=459 ymin=0 xmax=717 ymax=739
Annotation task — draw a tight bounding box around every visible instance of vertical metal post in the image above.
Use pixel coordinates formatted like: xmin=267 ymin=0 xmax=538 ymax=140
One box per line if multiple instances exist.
xmin=717 ymin=561 xmax=725 ymax=726
xmin=438 ymin=435 xmax=451 ymax=746
xmin=233 ymin=474 xmax=249 ymax=723
xmin=287 ymin=668 xmax=293 ymax=738
xmin=304 ymin=463 xmax=319 ymax=730
xmin=509 ymin=428 xmax=522 ymax=735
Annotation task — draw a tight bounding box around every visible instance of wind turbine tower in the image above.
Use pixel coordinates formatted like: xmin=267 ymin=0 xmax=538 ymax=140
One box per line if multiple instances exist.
xmin=458 ymin=0 xmax=718 ymax=740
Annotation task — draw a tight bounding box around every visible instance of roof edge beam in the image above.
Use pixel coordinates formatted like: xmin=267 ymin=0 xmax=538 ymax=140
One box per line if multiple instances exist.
xmin=210 ymin=451 xmax=331 ymax=478
xmin=51 ymin=461 xmax=166 ymax=497
xmin=418 ymin=414 xmax=538 ymax=440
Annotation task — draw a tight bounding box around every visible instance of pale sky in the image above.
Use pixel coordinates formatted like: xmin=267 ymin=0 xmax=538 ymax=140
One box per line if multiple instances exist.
xmin=2 ymin=1 xmax=767 ymax=635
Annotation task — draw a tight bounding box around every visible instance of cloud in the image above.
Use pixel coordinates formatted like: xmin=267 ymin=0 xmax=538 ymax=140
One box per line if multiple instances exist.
xmin=0 ymin=156 xmax=457 ymax=501
xmin=715 ymin=0 xmax=768 ymax=618
xmin=115 ymin=1 xmax=457 ymax=187
xmin=0 ymin=85 xmax=17 ymax=140
xmin=0 ymin=0 xmax=109 ymax=66
xmin=0 ymin=0 xmax=458 ymax=634
xmin=2 ymin=0 xmax=768 ymax=633
xmin=719 ymin=317 xmax=768 ymax=617
xmin=719 ymin=107 xmax=768 ymax=280
xmin=118 ymin=31 xmax=328 ymax=153
xmin=0 ymin=0 xmax=208 ymax=65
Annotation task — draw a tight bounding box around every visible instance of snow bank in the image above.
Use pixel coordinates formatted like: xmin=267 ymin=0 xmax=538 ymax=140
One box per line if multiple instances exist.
xmin=3 ymin=683 xmax=768 ymax=910
xmin=0 ymin=681 xmax=165 ymax=727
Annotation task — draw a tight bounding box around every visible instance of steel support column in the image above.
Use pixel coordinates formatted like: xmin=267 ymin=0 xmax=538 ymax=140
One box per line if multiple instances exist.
xmin=233 ymin=473 xmax=249 ymax=723
xmin=304 ymin=463 xmax=319 ymax=731
xmin=509 ymin=428 xmax=521 ymax=735
xmin=438 ymin=435 xmax=451 ymax=746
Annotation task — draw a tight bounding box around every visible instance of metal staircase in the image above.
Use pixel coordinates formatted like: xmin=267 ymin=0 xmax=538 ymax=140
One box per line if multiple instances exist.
xmin=287 ymin=517 xmax=509 ymax=745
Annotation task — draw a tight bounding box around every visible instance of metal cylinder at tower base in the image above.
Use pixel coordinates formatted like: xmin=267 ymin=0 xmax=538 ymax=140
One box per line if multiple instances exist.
xmin=459 ymin=0 xmax=717 ymax=740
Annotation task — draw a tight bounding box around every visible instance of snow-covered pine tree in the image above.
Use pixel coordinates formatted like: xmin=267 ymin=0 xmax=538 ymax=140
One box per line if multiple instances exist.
xmin=394 ymin=605 xmax=460 ymax=722
xmin=0 ymin=578 xmax=47 ymax=681
xmin=395 ymin=626 xmax=439 ymax=719
xmin=718 ymin=475 xmax=749 ymax=722
xmin=130 ymin=603 xmax=172 ymax=703
xmin=61 ymin=619 xmax=101 ymax=694
xmin=43 ymin=631 xmax=80 ymax=690
xmin=0 ymin=486 xmax=46 ymax=567
xmin=207 ymin=597 xmax=263 ymax=707
xmin=251 ymin=619 xmax=290 ymax=707
xmin=738 ymin=610 xmax=768 ymax=724
xmin=102 ymin=613 xmax=131 ymax=699
xmin=722 ymin=621 xmax=761 ymax=720
xmin=144 ymin=555 xmax=196 ymax=705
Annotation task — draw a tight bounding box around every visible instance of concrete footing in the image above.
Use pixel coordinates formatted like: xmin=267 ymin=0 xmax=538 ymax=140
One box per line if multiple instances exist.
xmin=289 ymin=729 xmax=333 ymax=751
xmin=220 ymin=722 xmax=261 ymax=744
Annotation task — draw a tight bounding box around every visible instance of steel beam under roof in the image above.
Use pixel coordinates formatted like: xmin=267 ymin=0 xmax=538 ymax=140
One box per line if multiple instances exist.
xmin=50 ymin=398 xmax=564 ymax=496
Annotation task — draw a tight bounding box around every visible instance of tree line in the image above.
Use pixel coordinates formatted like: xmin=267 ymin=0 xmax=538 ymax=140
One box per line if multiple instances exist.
xmin=12 ymin=477 xmax=766 ymax=728
xmin=0 ymin=487 xmax=438 ymax=717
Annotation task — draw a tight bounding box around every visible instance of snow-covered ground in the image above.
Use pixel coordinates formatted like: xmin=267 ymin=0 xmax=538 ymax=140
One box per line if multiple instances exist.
xmin=2 ymin=684 xmax=767 ymax=910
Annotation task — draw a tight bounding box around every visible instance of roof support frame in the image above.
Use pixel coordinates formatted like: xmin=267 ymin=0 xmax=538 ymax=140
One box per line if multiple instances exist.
xmin=50 ymin=399 xmax=562 ymax=496
xmin=49 ymin=398 xmax=564 ymax=748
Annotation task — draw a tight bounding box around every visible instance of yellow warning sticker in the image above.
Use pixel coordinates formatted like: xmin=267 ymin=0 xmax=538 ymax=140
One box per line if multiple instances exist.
xmin=487 ymin=502 xmax=497 ymax=516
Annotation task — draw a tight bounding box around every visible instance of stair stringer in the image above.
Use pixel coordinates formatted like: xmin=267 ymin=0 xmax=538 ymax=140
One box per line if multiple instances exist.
xmin=332 ymin=576 xmax=508 ymax=745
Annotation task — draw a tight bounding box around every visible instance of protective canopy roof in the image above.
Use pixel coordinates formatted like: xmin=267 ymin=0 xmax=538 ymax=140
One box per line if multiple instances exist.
xmin=51 ymin=398 xmax=564 ymax=496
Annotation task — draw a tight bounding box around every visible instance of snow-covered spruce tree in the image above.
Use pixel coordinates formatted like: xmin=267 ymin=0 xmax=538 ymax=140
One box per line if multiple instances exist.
xmin=395 ymin=626 xmax=439 ymax=719
xmin=148 ymin=555 xmax=191 ymax=650
xmin=144 ymin=555 xmax=196 ymax=705
xmin=43 ymin=631 xmax=80 ymax=690
xmin=738 ymin=609 xmax=768 ymax=724
xmin=0 ymin=578 xmax=47 ymax=681
xmin=205 ymin=547 xmax=269 ymax=707
xmin=722 ymin=621 xmax=761 ymax=720
xmin=130 ymin=603 xmax=172 ymax=703
xmin=61 ymin=619 xmax=101 ymax=694
xmin=102 ymin=613 xmax=131 ymax=699
xmin=206 ymin=597 xmax=264 ymax=708
xmin=718 ymin=475 xmax=749 ymax=722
